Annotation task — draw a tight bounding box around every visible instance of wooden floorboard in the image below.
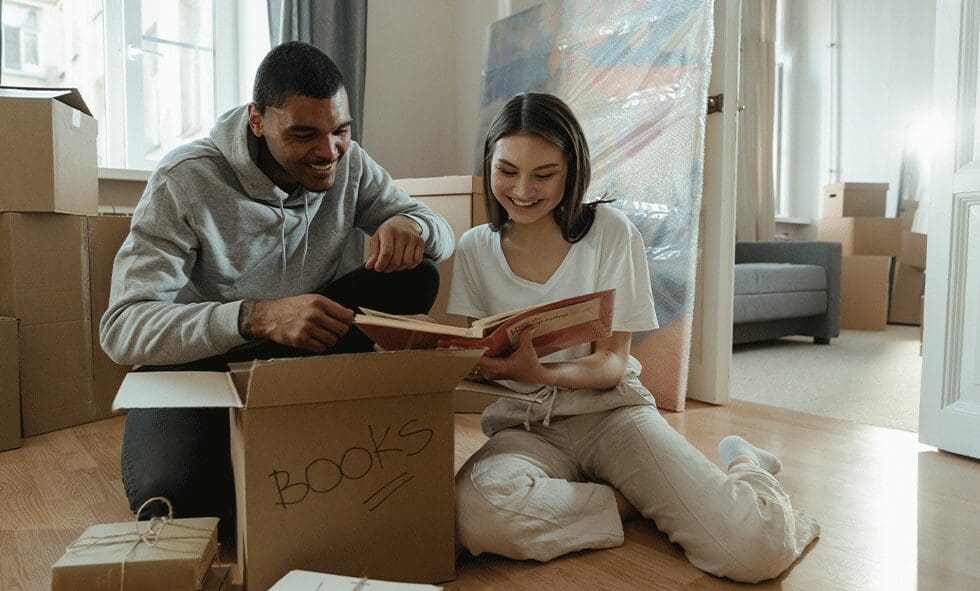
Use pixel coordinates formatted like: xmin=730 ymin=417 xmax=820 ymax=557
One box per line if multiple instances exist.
xmin=2 ymin=401 xmax=978 ymax=590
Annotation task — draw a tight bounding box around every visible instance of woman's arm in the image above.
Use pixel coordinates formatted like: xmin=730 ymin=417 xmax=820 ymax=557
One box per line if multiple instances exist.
xmin=475 ymin=330 xmax=632 ymax=391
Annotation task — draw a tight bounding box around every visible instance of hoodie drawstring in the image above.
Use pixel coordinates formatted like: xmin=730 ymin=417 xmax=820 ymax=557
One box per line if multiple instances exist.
xmin=277 ymin=199 xmax=288 ymax=279
xmin=522 ymin=385 xmax=559 ymax=431
xmin=301 ymin=194 xmax=311 ymax=280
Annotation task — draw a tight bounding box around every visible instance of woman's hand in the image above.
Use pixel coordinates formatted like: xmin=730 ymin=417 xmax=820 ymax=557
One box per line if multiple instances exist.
xmin=474 ymin=330 xmax=544 ymax=383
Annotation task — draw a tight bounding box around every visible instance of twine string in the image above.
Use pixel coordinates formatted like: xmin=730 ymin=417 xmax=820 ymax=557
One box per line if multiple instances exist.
xmin=64 ymin=496 xmax=216 ymax=591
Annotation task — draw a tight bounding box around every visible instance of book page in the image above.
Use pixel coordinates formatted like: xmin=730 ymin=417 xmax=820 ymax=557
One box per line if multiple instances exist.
xmin=357 ymin=308 xmax=478 ymax=338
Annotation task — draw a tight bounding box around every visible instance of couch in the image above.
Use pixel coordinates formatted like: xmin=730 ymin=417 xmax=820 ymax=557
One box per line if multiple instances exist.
xmin=732 ymin=241 xmax=841 ymax=345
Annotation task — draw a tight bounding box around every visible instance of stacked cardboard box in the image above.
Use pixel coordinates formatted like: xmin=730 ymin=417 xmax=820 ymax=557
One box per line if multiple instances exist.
xmin=0 ymin=317 xmax=20 ymax=450
xmin=818 ymin=183 xmax=898 ymax=330
xmin=890 ymin=207 xmax=927 ymax=326
xmin=0 ymin=88 xmax=133 ymax=439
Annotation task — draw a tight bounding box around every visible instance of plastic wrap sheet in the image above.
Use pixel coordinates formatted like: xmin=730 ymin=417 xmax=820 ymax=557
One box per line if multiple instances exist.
xmin=478 ymin=0 xmax=714 ymax=411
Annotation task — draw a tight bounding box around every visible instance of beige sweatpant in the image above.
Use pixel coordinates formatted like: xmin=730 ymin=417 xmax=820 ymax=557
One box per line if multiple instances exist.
xmin=456 ymin=405 xmax=820 ymax=583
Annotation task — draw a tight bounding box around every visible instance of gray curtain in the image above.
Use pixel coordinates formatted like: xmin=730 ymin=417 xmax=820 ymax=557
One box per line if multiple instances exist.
xmin=267 ymin=0 xmax=368 ymax=143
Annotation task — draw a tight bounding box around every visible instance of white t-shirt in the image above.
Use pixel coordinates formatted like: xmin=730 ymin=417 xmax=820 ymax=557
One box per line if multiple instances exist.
xmin=448 ymin=205 xmax=659 ymax=434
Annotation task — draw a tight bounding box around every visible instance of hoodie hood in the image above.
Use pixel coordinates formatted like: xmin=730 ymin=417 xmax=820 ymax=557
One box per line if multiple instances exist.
xmin=210 ymin=104 xmax=326 ymax=209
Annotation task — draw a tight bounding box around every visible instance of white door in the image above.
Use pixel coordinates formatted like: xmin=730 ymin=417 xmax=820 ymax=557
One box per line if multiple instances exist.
xmin=918 ymin=0 xmax=980 ymax=459
xmin=687 ymin=0 xmax=740 ymax=404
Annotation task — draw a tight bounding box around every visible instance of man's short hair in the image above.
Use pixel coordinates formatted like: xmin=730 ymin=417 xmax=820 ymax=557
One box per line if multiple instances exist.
xmin=252 ymin=41 xmax=346 ymax=113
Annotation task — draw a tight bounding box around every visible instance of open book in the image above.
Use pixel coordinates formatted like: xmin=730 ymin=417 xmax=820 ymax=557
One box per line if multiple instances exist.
xmin=354 ymin=289 xmax=614 ymax=357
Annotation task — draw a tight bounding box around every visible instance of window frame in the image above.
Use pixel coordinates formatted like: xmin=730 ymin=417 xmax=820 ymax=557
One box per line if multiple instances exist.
xmin=101 ymin=0 xmax=241 ymax=170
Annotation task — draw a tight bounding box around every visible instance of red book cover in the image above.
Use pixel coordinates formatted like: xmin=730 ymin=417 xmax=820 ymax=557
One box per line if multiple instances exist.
xmin=354 ymin=289 xmax=615 ymax=357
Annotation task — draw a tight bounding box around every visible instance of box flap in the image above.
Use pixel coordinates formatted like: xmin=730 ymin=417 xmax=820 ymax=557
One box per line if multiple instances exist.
xmin=0 ymin=86 xmax=93 ymax=116
xmin=111 ymin=371 xmax=243 ymax=411
xmin=244 ymin=349 xmax=483 ymax=408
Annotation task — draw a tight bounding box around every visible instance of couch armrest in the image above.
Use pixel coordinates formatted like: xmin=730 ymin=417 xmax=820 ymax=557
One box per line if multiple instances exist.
xmin=734 ymin=241 xmax=842 ymax=340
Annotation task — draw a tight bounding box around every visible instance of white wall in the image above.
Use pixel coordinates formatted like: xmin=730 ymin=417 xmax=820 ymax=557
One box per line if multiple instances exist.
xmin=453 ymin=1 xmax=506 ymax=175
xmin=362 ymin=0 xmax=535 ymax=179
xmin=361 ymin=0 xmax=459 ymax=179
xmin=777 ymin=0 xmax=935 ymax=237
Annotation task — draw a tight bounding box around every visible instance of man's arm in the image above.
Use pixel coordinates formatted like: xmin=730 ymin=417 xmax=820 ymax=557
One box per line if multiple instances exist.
xmin=99 ymin=175 xmax=248 ymax=366
xmin=237 ymin=295 xmax=353 ymax=352
xmin=351 ymin=144 xmax=455 ymax=264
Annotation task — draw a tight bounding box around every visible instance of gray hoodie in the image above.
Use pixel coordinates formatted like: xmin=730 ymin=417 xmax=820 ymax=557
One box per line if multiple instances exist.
xmin=100 ymin=105 xmax=454 ymax=366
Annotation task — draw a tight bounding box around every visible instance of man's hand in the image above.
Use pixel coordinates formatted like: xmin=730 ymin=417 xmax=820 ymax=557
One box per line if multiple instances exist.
xmin=240 ymin=295 xmax=354 ymax=353
xmin=365 ymin=215 xmax=424 ymax=273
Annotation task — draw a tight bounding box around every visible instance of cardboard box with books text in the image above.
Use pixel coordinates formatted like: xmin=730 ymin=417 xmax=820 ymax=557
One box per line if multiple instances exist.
xmin=113 ymin=349 xmax=482 ymax=591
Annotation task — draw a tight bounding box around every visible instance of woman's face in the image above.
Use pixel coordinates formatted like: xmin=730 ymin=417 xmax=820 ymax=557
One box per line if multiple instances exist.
xmin=489 ymin=132 xmax=568 ymax=228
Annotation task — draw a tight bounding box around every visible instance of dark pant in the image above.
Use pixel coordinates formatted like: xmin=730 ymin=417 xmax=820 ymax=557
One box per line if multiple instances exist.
xmin=120 ymin=260 xmax=439 ymax=542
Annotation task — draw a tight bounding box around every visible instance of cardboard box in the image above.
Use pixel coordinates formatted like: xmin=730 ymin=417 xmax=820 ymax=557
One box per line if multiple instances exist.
xmin=0 ymin=213 xmax=103 ymax=435
xmin=203 ymin=565 xmax=232 ymax=591
xmin=452 ymin=387 xmax=498 ymax=414
xmin=0 ymin=87 xmax=98 ymax=215
xmin=817 ymin=217 xmax=902 ymax=257
xmin=87 ymin=215 xmax=133 ymax=409
xmin=392 ymin=176 xmax=486 ymax=329
xmin=51 ymin=517 xmax=219 ymax=591
xmin=840 ymin=255 xmax=891 ymax=330
xmin=98 ymin=169 xmax=149 ymax=212
xmin=899 ymin=199 xmax=919 ymax=230
xmin=822 ymin=182 xmax=888 ymax=218
xmin=113 ymin=349 xmax=482 ymax=591
xmin=0 ymin=316 xmax=21 ymax=451
xmin=271 ymin=570 xmax=442 ymax=590
xmin=889 ymin=263 xmax=925 ymax=325
xmin=900 ymin=230 xmax=927 ymax=269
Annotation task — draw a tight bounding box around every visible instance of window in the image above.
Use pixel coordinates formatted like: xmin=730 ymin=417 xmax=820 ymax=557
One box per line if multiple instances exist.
xmin=0 ymin=0 xmax=269 ymax=170
xmin=2 ymin=2 xmax=40 ymax=73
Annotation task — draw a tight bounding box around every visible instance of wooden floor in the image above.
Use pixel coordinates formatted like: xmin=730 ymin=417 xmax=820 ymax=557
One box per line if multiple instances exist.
xmin=2 ymin=401 xmax=978 ymax=591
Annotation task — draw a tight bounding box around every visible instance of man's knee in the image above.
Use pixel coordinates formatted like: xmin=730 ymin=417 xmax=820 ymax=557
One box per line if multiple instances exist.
xmin=405 ymin=257 xmax=440 ymax=311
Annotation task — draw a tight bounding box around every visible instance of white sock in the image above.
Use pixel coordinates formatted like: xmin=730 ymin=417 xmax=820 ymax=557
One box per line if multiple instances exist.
xmin=718 ymin=435 xmax=782 ymax=475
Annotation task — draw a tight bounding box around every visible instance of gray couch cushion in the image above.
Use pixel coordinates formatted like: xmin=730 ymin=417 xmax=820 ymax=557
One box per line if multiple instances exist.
xmin=733 ymin=291 xmax=828 ymax=323
xmin=734 ymin=263 xmax=827 ymax=295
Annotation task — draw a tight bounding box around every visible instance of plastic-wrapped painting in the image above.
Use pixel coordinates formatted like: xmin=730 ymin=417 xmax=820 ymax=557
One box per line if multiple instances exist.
xmin=478 ymin=0 xmax=714 ymax=410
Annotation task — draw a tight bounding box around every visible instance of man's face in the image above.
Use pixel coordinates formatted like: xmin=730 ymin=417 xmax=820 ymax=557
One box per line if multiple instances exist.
xmin=248 ymin=89 xmax=353 ymax=192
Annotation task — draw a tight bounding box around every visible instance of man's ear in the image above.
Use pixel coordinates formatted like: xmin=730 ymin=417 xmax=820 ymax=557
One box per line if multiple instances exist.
xmin=246 ymin=103 xmax=265 ymax=138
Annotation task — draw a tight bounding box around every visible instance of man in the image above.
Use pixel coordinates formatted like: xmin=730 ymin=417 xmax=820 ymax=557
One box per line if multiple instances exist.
xmin=101 ymin=42 xmax=454 ymax=539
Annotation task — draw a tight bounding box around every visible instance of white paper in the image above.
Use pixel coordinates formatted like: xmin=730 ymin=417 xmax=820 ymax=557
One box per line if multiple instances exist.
xmin=270 ymin=570 xmax=441 ymax=590
xmin=111 ymin=371 xmax=242 ymax=411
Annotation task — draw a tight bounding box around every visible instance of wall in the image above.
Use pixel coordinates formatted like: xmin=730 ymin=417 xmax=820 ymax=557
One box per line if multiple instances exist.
xmin=362 ymin=0 xmax=536 ymax=179
xmin=360 ymin=0 xmax=462 ymax=179
xmin=777 ymin=0 xmax=935 ymax=238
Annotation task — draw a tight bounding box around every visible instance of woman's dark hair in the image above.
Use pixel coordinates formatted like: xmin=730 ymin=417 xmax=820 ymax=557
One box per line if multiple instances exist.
xmin=252 ymin=41 xmax=345 ymax=113
xmin=482 ymin=92 xmax=608 ymax=242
